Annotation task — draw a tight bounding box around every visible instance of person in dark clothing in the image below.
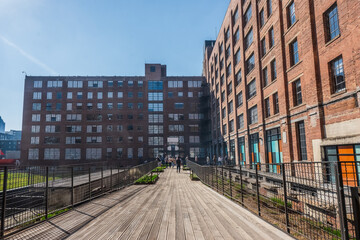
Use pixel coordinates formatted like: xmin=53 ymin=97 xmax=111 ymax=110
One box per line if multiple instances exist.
xmin=176 ymin=157 xmax=181 ymax=173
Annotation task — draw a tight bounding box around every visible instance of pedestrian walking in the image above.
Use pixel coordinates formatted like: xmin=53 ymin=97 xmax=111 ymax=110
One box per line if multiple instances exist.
xmin=176 ymin=156 xmax=181 ymax=173
xmin=212 ymin=155 xmax=217 ymax=165
xmin=206 ymin=155 xmax=210 ymax=165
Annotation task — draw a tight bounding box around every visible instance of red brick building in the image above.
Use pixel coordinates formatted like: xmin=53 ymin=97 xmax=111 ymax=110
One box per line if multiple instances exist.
xmin=21 ymin=64 xmax=206 ymax=166
xmin=203 ymin=0 xmax=360 ymax=170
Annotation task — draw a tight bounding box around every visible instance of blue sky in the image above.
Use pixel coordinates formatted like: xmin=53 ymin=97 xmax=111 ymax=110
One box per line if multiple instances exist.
xmin=0 ymin=0 xmax=229 ymax=131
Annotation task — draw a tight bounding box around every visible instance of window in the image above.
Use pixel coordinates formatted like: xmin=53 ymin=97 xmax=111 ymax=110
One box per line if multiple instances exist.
xmin=219 ymin=42 xmax=223 ymax=55
xmin=188 ymin=92 xmax=193 ymax=97
xmin=245 ymin=28 xmax=253 ymax=50
xmin=247 ymin=79 xmax=256 ymax=99
xmin=66 ymin=114 xmax=81 ymax=121
xmin=290 ymin=39 xmax=299 ymax=66
xmin=86 ymin=136 xmax=102 ymax=143
xmin=34 ymin=81 xmax=42 ymax=88
xmin=108 ymin=92 xmax=113 ymax=98
xmin=235 ymin=49 xmax=241 ymax=65
xmin=31 ymin=125 xmax=40 ymax=133
xmin=233 ymin=7 xmax=239 ymax=23
xmin=226 ymin=63 xmax=232 ymax=77
xmin=97 ymin=103 xmax=102 ymax=110
xmin=56 ymin=92 xmax=62 ymax=99
xmin=148 ymin=137 xmax=164 ymax=145
xmin=148 ymin=81 xmax=163 ymax=90
xmin=138 ymin=92 xmax=143 ymax=98
xmin=273 ymin=92 xmax=279 ymax=114
xmin=221 ymin=91 xmax=225 ymax=102
xmin=148 ymin=92 xmax=163 ymax=101
xmin=148 ymin=125 xmax=164 ymax=134
xmin=86 ymin=125 xmax=102 ymax=133
xmin=261 ymin=38 xmax=266 ymax=57
xmin=148 ymin=103 xmax=163 ymax=112
xmin=174 ymin=103 xmax=184 ymax=109
xmin=47 ymin=92 xmax=52 ymax=99
xmin=56 ymin=103 xmax=62 ymax=111
xmin=293 ymin=79 xmax=302 ymax=106
xmin=287 ymin=1 xmax=296 ymax=27
xmin=220 ymin=59 xmax=224 ymax=70
xmin=76 ymin=103 xmax=82 ymax=110
xmin=65 ymin=137 xmax=81 ymax=144
xmin=128 ymin=103 xmax=133 ymax=109
xmin=97 ymin=92 xmax=103 ymax=99
xmin=138 ymin=81 xmax=143 ymax=87
xmin=66 ymin=125 xmax=81 ymax=133
xmin=108 ymin=103 xmax=114 ymax=109
xmin=67 ymin=92 xmax=72 ymax=99
xmin=28 ymin=149 xmax=39 ymax=160
xmin=77 ymin=92 xmax=83 ymax=99
xmin=249 ymin=105 xmax=258 ymax=124
xmin=128 ymin=92 xmax=133 ymax=98
xmin=86 ymin=148 xmax=102 ymax=160
xmin=237 ymin=91 xmax=243 ymax=107
xmin=234 ymin=28 xmax=240 ymax=44
xmin=44 ymin=148 xmax=60 ymax=160
xmin=46 ymin=103 xmax=52 ymax=111
xmin=88 ymin=81 xmax=103 ymax=88
xmin=117 ymin=103 xmax=123 ymax=109
xmin=169 ymin=125 xmax=184 ymax=132
xmin=68 ymin=81 xmax=83 ymax=88
xmin=296 ymin=121 xmax=307 ymax=160
xmin=244 ymin=4 xmax=252 ymax=26
xmin=32 ymin=103 xmax=41 ymax=111
xmin=64 ymin=149 xmax=81 ymax=160
xmin=33 ymin=92 xmax=42 ymax=100
xmin=245 ymin=53 xmax=255 ymax=75
xmin=44 ymin=136 xmax=60 ymax=144
xmin=190 ymin=147 xmax=201 ymax=158
xmin=263 ymin=67 xmax=268 ymax=87
xmin=267 ymin=0 xmax=272 ymax=16
xmin=45 ymin=125 xmax=60 ymax=133
xmin=108 ymin=81 xmax=113 ymax=87
xmin=238 ymin=114 xmax=244 ymax=129
xmin=168 ymin=81 xmax=183 ymax=88
xmin=225 ymin=46 xmax=231 ymax=59
xmin=149 ymin=114 xmax=163 ymax=123
xmin=222 ymin=107 xmax=226 ymax=119
xmin=330 ymin=56 xmax=345 ymax=93
xmin=31 ymin=137 xmax=39 ymax=144
xmin=227 ymin=82 xmax=233 ymax=94
xmin=259 ymin=9 xmax=265 ymax=28
xmin=138 ymin=148 xmax=143 ymax=158
xmin=269 ymin=27 xmax=274 ymax=48
xmin=265 ymin=98 xmax=271 ymax=117
xmin=220 ymin=75 xmax=225 ymax=86
xmin=178 ymin=92 xmax=183 ymax=97
xmin=87 ymin=92 xmax=93 ymax=99
xmin=236 ymin=69 xmax=242 ymax=85
xmin=225 ymin=28 xmax=230 ymax=43
xmin=116 ymin=148 xmax=123 ymax=158
xmin=118 ymin=81 xmax=123 ymax=87
xmin=189 ymin=124 xmax=199 ymax=132
xmin=223 ymin=124 xmax=227 ymax=134
xmin=324 ymin=4 xmax=340 ymax=42
xmin=266 ymin=128 xmax=283 ymax=173
xmin=228 ymin=100 xmax=233 ymax=114
xmin=137 ymin=103 xmax=143 ymax=109
xmin=117 ymin=125 xmax=123 ymax=132
xmin=47 ymin=81 xmax=63 ymax=88
xmin=117 ymin=92 xmax=123 ymax=98
xmin=271 ymin=59 xmax=277 ymax=80
xmin=32 ymin=114 xmax=41 ymax=122
xmin=229 ymin=120 xmax=235 ymax=132
xmin=189 ymin=136 xmax=200 ymax=143
xmin=128 ymin=81 xmax=134 ymax=87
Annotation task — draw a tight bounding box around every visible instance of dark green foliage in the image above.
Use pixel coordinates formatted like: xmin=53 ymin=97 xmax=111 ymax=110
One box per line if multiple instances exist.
xmin=135 ymin=174 xmax=159 ymax=184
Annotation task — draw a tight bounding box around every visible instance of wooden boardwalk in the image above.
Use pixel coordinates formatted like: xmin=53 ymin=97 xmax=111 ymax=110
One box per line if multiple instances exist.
xmin=6 ymin=168 xmax=293 ymax=240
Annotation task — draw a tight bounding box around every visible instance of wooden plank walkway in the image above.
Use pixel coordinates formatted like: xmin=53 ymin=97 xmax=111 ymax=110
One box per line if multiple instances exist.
xmin=6 ymin=168 xmax=293 ymax=240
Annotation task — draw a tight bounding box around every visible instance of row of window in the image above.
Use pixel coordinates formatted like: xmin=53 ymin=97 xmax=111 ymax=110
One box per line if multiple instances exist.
xmin=28 ymin=147 xmax=144 ymax=160
xmin=34 ymin=80 xmax=145 ymax=89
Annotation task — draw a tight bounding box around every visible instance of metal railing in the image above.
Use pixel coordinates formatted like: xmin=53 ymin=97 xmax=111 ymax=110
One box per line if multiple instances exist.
xmin=187 ymin=161 xmax=360 ymax=240
xmin=0 ymin=160 xmax=157 ymax=238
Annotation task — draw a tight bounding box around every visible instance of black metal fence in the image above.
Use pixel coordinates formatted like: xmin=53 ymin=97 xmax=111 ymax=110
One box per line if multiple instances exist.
xmin=0 ymin=161 xmax=157 ymax=238
xmin=187 ymin=161 xmax=360 ymax=240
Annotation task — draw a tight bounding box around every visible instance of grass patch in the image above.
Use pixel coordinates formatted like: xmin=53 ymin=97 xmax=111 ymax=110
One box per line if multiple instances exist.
xmin=190 ymin=173 xmax=200 ymax=181
xmin=0 ymin=172 xmax=58 ymax=191
xmin=152 ymin=167 xmax=165 ymax=172
xmin=270 ymin=197 xmax=292 ymax=208
xmin=135 ymin=174 xmax=159 ymax=184
xmin=183 ymin=166 xmax=190 ymax=171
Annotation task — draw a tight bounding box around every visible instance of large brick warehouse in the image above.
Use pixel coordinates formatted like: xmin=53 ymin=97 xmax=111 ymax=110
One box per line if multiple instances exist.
xmin=202 ymin=0 xmax=360 ymax=170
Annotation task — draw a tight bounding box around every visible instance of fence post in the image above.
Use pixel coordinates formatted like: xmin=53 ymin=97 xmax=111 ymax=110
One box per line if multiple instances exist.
xmin=282 ymin=163 xmax=290 ymax=234
xmin=88 ymin=166 xmax=91 ymax=200
xmin=255 ymin=163 xmax=261 ymax=216
xmin=222 ymin=165 xmax=224 ymax=195
xmin=335 ymin=163 xmax=349 ymax=240
xmin=350 ymin=187 xmax=360 ymax=240
xmin=45 ymin=167 xmax=49 ymax=219
xmin=1 ymin=167 xmax=8 ymax=239
xmin=239 ymin=163 xmax=244 ymax=205
xmin=71 ymin=167 xmax=74 ymax=208
xmin=216 ymin=165 xmax=218 ymax=192
xmin=229 ymin=167 xmax=232 ymax=199
xmin=110 ymin=166 xmax=113 ymax=191
xmin=101 ymin=166 xmax=104 ymax=193
xmin=117 ymin=167 xmax=120 ymax=190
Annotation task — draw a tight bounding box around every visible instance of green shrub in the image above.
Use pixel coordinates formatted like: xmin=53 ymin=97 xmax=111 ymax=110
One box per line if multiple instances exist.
xmin=152 ymin=167 xmax=164 ymax=172
xmin=190 ymin=173 xmax=200 ymax=181
xmin=135 ymin=174 xmax=159 ymax=184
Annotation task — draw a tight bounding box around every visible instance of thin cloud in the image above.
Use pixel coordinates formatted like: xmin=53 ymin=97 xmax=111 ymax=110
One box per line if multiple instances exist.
xmin=0 ymin=35 xmax=58 ymax=75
